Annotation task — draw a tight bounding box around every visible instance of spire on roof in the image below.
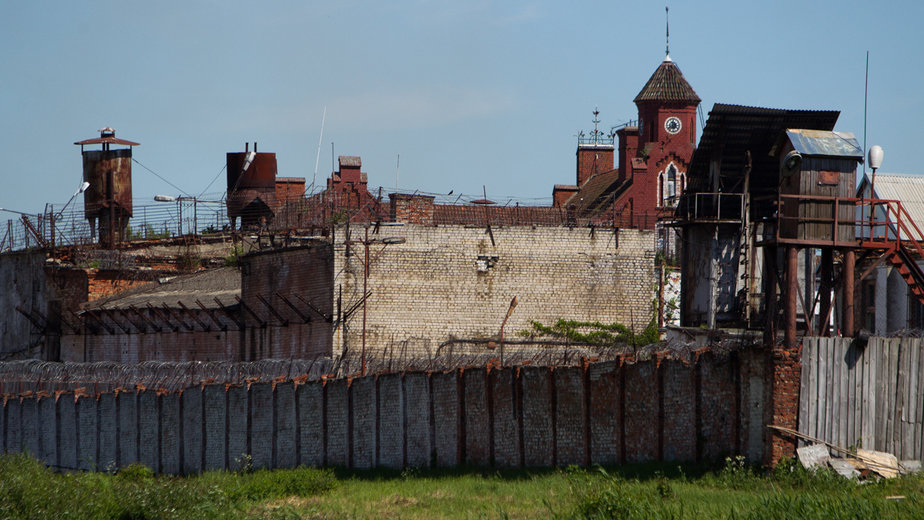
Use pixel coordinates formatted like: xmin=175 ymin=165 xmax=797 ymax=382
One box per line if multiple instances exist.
xmin=665 ymin=6 xmax=670 ymax=59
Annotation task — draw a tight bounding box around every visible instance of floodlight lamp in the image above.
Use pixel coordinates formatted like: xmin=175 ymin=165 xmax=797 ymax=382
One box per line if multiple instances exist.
xmin=868 ymin=145 xmax=883 ymax=170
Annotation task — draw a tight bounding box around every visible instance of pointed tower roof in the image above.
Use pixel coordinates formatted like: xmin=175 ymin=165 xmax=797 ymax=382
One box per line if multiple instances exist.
xmin=633 ymin=58 xmax=701 ymax=104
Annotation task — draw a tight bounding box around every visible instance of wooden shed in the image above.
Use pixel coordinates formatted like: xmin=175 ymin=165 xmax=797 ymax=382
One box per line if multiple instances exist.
xmin=772 ymin=129 xmax=863 ymax=244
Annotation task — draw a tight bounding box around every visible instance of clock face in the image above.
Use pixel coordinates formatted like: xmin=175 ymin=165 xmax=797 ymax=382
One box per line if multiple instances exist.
xmin=665 ymin=116 xmax=682 ymax=135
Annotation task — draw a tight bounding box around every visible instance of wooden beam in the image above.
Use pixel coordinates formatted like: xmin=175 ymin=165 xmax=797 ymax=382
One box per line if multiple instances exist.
xmin=106 ymin=311 xmax=133 ymax=334
xmin=119 ymin=309 xmax=146 ymax=333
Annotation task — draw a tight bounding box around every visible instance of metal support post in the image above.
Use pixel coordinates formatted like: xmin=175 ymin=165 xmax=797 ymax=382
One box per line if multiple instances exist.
xmin=843 ymin=249 xmax=856 ymax=337
xmin=785 ymin=246 xmax=798 ymax=349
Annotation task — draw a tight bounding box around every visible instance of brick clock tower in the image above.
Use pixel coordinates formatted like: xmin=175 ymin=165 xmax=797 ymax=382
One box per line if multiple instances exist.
xmin=633 ymin=54 xmax=700 ymax=213
xmin=553 ymin=53 xmax=700 ymax=241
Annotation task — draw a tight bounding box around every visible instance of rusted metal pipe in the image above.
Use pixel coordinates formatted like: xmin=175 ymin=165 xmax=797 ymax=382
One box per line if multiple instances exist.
xmin=498 ymin=296 xmax=518 ymax=367
xmin=785 ymin=247 xmax=798 ymax=349
xmin=275 ymin=292 xmax=311 ymax=323
xmin=195 ymin=299 xmax=227 ymax=331
xmin=764 ymin=246 xmax=778 ymax=345
xmin=234 ymin=296 xmax=266 ymax=327
xmin=818 ymin=249 xmax=833 ymax=336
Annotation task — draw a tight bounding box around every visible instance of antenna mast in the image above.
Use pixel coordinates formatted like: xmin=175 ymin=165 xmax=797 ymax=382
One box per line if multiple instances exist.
xmin=311 ymin=106 xmax=326 ymax=192
xmin=863 ymin=51 xmax=869 ymax=177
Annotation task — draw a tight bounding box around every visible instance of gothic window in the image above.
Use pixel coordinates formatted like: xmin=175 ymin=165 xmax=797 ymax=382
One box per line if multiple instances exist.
xmin=665 ymin=164 xmax=678 ymax=204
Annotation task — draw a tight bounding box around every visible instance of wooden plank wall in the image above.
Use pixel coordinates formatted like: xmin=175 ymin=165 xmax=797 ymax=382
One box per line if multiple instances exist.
xmin=800 ymin=336 xmax=924 ymax=460
xmin=796 ymin=158 xmax=855 ymax=243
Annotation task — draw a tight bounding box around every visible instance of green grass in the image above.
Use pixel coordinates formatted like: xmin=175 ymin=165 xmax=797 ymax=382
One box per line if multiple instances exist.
xmin=1 ymin=453 xmax=923 ymax=519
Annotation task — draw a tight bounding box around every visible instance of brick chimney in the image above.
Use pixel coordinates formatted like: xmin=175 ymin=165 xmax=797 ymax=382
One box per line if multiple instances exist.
xmin=390 ymin=193 xmax=435 ymax=224
xmin=616 ymin=126 xmax=639 ymax=183
xmin=576 ymin=146 xmax=614 ymax=186
xmin=575 ymin=109 xmax=615 ymax=186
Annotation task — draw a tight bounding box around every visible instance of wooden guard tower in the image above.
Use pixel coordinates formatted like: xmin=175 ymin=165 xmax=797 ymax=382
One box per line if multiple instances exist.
xmin=671 ymin=104 xmax=924 ymax=347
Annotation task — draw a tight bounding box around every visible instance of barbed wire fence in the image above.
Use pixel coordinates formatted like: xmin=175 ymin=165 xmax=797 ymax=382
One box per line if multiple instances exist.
xmin=1 ymin=187 xmax=662 ymax=254
xmin=0 ymin=332 xmax=761 ymax=396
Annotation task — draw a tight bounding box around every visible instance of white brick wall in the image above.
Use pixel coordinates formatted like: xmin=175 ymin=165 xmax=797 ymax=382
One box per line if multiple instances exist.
xmin=332 ymin=224 xmax=656 ymax=357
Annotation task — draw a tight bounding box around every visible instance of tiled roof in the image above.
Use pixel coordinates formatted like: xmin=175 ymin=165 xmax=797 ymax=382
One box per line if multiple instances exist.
xmin=634 ymin=58 xmax=700 ymax=104
xmin=565 ymin=170 xmax=625 ymax=215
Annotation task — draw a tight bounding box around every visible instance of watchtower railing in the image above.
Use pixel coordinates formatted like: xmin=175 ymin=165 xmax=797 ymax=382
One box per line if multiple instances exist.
xmin=673 ymin=192 xmax=745 ymax=223
xmin=771 ymin=194 xmax=924 ymax=260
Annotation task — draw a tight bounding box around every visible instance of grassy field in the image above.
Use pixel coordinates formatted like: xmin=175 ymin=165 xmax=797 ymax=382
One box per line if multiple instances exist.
xmin=1 ymin=453 xmax=922 ymax=519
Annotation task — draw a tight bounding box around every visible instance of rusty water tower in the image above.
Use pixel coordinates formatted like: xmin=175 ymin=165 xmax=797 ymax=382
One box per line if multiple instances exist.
xmin=226 ymin=142 xmax=277 ymax=229
xmin=74 ymin=128 xmax=139 ymax=248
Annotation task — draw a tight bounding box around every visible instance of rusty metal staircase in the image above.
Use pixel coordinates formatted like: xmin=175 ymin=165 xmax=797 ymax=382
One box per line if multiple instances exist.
xmin=861 ymin=199 xmax=924 ymax=306
xmin=886 ymin=245 xmax=924 ymax=305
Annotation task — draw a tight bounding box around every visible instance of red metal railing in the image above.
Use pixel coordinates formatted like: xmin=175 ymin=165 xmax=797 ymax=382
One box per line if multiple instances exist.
xmin=771 ymin=193 xmax=924 ymax=266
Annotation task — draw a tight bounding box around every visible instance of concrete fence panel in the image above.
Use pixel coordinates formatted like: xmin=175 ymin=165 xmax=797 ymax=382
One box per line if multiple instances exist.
xmin=1 ymin=351 xmax=769 ymax=474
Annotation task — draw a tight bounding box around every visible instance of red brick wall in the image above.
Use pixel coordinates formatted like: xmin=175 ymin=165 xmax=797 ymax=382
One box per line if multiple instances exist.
xmin=606 ymin=103 xmax=697 ymax=230
xmin=552 ymin=185 xmax=578 ymax=207
xmin=274 ymin=178 xmax=306 ymax=208
xmin=768 ymin=342 xmax=801 ymax=465
xmin=87 ymin=270 xmax=155 ymax=301
xmin=576 ymin=146 xmax=614 ymax=186
xmin=390 ymin=193 xmax=435 ymax=224
xmin=617 ymin=128 xmax=639 ymax=183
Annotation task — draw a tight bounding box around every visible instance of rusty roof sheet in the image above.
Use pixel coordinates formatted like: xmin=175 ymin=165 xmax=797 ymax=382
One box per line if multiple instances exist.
xmin=781 ymin=129 xmax=862 ymax=158
xmin=83 ymin=267 xmax=240 ymax=311
xmin=634 ymin=58 xmax=700 ymax=104
xmin=687 ymin=104 xmax=840 ymax=194
xmin=74 ymin=136 xmax=140 ymax=146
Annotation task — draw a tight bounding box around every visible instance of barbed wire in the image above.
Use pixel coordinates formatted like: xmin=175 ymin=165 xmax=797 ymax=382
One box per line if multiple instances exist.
xmin=0 ymin=334 xmax=759 ymax=396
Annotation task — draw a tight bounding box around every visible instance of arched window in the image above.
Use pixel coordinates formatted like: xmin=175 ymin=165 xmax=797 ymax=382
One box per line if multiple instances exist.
xmin=666 ymin=164 xmax=677 ymax=201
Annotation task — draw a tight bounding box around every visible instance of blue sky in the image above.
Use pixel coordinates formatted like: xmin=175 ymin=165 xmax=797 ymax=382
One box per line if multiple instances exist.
xmin=1 ymin=1 xmax=922 ymax=215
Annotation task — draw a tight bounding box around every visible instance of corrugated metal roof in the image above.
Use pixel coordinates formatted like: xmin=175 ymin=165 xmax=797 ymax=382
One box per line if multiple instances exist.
xmin=784 ymin=129 xmax=862 ymax=158
xmin=864 ymin=173 xmax=924 ymax=226
xmin=686 ymin=104 xmax=840 ymax=194
xmin=634 ymin=58 xmax=700 ymax=104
